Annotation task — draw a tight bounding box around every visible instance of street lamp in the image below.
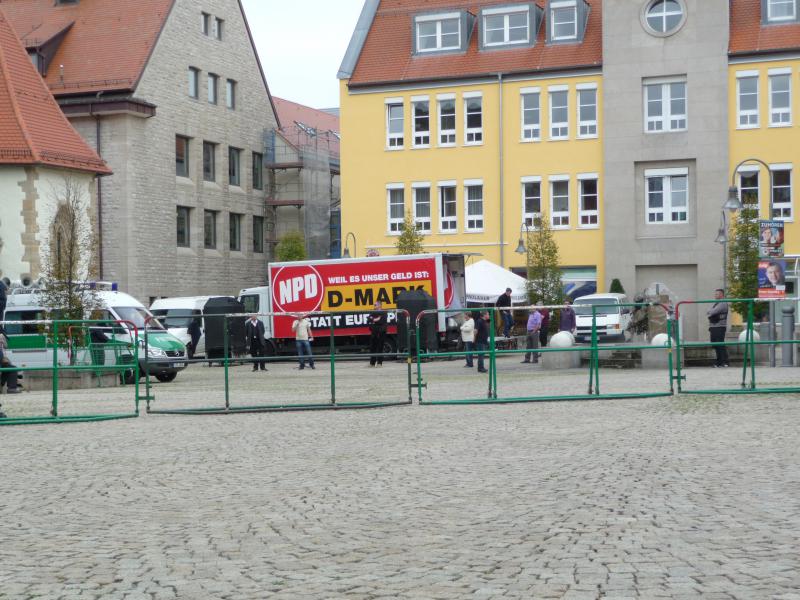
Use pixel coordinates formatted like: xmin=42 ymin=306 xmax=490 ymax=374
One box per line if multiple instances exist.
xmin=515 ymin=222 xmax=529 ymax=254
xmin=342 ymin=231 xmax=357 ymax=258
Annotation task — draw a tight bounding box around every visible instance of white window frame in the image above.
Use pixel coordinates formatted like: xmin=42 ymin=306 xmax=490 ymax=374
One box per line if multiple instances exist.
xmin=577 ymin=173 xmax=599 ymax=228
xmin=463 ymin=92 xmax=483 ymax=145
xmin=768 ymin=69 xmax=792 ymax=127
xmin=521 ymin=176 xmax=542 ymax=228
xmin=551 ymin=0 xmax=578 ymax=41
xmin=387 ymin=183 xmax=405 ymax=234
xmin=464 ymin=179 xmax=484 ymax=233
xmin=438 ymin=180 xmax=458 ymax=233
xmin=645 ymin=0 xmax=685 ymax=33
xmin=644 ymin=167 xmax=689 ymax=224
xmin=736 ymin=71 xmax=760 ymax=129
xmin=738 ymin=165 xmax=761 ymax=209
xmin=770 ymin=163 xmax=793 ymax=221
xmin=437 ymin=93 xmax=457 ymax=147
xmin=767 ymin=0 xmax=796 ymax=21
xmin=415 ymin=12 xmax=462 ymax=53
xmin=412 ymin=182 xmax=432 ymax=233
xmin=549 ymin=175 xmax=570 ymax=229
xmin=482 ymin=6 xmax=530 ymax=47
xmin=412 ymin=96 xmax=431 ymax=148
xmin=385 ymin=97 xmax=404 ymax=150
xmin=577 ymin=83 xmax=598 ymax=138
xmin=520 ymin=87 xmax=541 ymax=142
xmin=549 ymin=86 xmax=569 ymax=140
xmin=644 ymin=78 xmax=687 ymax=133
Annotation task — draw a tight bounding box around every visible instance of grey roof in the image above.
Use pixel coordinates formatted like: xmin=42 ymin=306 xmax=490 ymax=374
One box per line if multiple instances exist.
xmin=337 ymin=0 xmax=380 ymax=80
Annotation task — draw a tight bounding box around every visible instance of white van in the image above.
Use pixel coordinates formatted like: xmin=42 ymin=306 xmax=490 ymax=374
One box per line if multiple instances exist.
xmin=4 ymin=286 xmax=188 ymax=382
xmin=573 ymin=293 xmax=632 ymax=342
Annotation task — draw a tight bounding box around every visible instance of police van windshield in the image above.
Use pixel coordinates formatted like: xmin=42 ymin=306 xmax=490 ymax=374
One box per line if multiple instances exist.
xmin=574 ymin=298 xmax=620 ymax=316
xmin=113 ymin=307 xmax=164 ymax=330
xmin=151 ymin=309 xmax=199 ymax=328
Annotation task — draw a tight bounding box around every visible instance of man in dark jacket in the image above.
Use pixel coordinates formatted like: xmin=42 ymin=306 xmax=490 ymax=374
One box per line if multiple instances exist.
xmin=495 ymin=288 xmax=513 ymax=337
xmin=707 ymin=288 xmax=729 ymax=368
xmin=559 ymin=299 xmax=576 ymax=334
xmin=537 ymin=301 xmax=550 ymax=347
xmin=368 ymin=301 xmax=388 ymax=367
xmin=245 ymin=315 xmax=267 ymax=371
xmin=474 ymin=311 xmax=490 ymax=373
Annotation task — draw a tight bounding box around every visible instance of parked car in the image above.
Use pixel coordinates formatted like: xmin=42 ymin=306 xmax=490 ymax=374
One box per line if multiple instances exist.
xmin=573 ymin=293 xmax=632 ymax=342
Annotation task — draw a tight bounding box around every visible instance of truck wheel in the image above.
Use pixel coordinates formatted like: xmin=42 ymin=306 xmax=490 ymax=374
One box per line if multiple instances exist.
xmin=155 ymin=372 xmax=177 ymax=383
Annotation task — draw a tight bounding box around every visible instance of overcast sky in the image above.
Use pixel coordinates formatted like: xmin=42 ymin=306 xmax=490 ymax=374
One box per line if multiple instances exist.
xmin=241 ymin=0 xmax=365 ymax=110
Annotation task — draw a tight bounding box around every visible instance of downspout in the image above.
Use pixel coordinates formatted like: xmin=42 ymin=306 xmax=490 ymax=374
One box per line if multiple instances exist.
xmin=498 ymin=73 xmax=505 ymax=267
xmin=93 ymin=91 xmax=104 ymax=279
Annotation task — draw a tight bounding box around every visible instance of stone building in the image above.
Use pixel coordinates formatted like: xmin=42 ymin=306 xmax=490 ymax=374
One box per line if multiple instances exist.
xmin=0 ymin=9 xmax=110 ymax=284
xmin=2 ymin=0 xmax=279 ymax=303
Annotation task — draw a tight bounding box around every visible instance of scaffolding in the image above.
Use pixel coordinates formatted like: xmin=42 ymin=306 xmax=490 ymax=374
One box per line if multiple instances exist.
xmin=263 ymin=122 xmax=340 ymax=259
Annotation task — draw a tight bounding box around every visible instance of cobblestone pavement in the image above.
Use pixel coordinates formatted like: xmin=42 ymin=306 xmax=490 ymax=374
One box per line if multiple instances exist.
xmin=2 ymin=359 xmax=800 ymax=599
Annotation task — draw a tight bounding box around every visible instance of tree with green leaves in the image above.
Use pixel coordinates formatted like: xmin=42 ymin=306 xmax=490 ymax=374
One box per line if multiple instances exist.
xmin=275 ymin=230 xmax=306 ymax=262
xmin=609 ymin=278 xmax=625 ymax=294
xmin=395 ymin=212 xmax=425 ymax=255
xmin=726 ymin=203 xmax=765 ymax=318
xmin=524 ymin=212 xmax=563 ymax=305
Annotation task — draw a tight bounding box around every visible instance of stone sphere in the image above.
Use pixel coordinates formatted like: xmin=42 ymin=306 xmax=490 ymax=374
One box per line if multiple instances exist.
xmin=738 ymin=330 xmax=760 ymax=343
xmin=651 ymin=333 xmax=671 ymax=347
xmin=550 ymin=331 xmax=574 ymax=348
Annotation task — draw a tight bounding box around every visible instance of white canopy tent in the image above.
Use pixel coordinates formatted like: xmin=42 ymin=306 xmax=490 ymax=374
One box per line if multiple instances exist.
xmin=465 ymin=260 xmax=528 ymax=304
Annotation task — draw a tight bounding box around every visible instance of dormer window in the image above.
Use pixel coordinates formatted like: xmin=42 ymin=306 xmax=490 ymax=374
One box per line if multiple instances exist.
xmin=767 ymin=0 xmax=797 ymax=21
xmin=483 ymin=6 xmax=530 ymax=46
xmin=415 ymin=12 xmax=462 ymax=53
xmin=550 ymin=0 xmax=577 ymax=41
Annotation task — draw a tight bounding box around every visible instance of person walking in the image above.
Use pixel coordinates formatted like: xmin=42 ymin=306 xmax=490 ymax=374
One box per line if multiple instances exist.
xmin=559 ymin=299 xmax=576 ymax=334
xmin=707 ymin=289 xmax=729 ymax=368
xmin=187 ymin=317 xmax=202 ymax=359
xmin=368 ymin=301 xmax=388 ymax=367
xmin=538 ymin=301 xmax=550 ymax=347
xmin=292 ymin=314 xmax=315 ymax=370
xmin=460 ymin=312 xmax=475 ymax=368
xmin=495 ymin=288 xmax=513 ymax=338
xmin=475 ymin=311 xmax=490 ymax=373
xmin=522 ymin=307 xmax=543 ymax=364
xmin=245 ymin=315 xmax=267 ymax=371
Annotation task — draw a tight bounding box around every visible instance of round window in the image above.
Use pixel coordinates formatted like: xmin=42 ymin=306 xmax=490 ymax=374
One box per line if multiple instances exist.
xmin=643 ymin=0 xmax=686 ymax=36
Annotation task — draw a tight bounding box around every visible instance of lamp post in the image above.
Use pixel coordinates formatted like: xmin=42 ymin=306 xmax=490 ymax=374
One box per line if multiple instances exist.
xmin=515 ymin=222 xmax=529 ymax=255
xmin=342 ymin=232 xmax=357 ymax=258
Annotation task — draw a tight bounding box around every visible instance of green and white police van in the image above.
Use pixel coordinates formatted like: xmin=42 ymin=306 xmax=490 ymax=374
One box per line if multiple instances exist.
xmin=3 ymin=284 xmax=188 ymax=383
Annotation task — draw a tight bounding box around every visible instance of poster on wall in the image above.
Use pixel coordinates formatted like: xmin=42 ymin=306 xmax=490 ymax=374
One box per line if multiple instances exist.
xmin=757 ymin=259 xmax=787 ymax=299
xmin=759 ymin=220 xmax=785 ymax=258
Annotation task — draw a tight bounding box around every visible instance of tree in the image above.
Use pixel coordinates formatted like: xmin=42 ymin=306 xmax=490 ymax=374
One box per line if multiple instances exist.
xmin=275 ymin=231 xmax=306 ymax=262
xmin=395 ymin=212 xmax=425 ymax=255
xmin=726 ymin=202 xmax=765 ymax=319
xmin=609 ymin=278 xmax=625 ymax=294
xmin=38 ymin=176 xmax=100 ymax=324
xmin=524 ymin=212 xmax=563 ymax=306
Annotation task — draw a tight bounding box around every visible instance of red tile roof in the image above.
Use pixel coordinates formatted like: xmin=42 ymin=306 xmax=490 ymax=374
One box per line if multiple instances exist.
xmin=730 ymin=0 xmax=800 ymax=55
xmin=273 ymin=97 xmax=340 ymax=158
xmin=0 ymin=10 xmax=110 ymax=174
xmin=349 ymin=0 xmax=602 ymax=87
xmin=1 ymin=0 xmax=174 ymax=96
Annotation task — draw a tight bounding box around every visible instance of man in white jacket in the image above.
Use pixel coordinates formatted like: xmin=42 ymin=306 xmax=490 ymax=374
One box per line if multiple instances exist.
xmin=460 ymin=313 xmax=475 ymax=368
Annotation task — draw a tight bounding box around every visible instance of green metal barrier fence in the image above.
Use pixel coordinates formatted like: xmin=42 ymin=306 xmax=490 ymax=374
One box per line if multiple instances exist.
xmin=145 ymin=309 xmax=414 ymax=415
xmin=414 ymin=303 xmax=675 ymax=405
xmin=0 ymin=319 xmax=141 ymax=426
xmin=673 ymin=298 xmax=800 ymax=395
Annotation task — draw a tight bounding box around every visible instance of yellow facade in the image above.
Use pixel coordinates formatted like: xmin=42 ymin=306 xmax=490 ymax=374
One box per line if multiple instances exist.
xmin=340 ymin=73 xmax=605 ymax=290
xmin=729 ymin=58 xmax=800 ymax=253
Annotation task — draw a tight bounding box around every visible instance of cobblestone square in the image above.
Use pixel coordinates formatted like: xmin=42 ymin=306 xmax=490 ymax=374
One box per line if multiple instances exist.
xmin=2 ymin=359 xmax=800 ymax=599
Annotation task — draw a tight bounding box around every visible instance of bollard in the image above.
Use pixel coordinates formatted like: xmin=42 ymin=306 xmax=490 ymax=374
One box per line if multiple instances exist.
xmin=781 ymin=306 xmax=795 ymax=367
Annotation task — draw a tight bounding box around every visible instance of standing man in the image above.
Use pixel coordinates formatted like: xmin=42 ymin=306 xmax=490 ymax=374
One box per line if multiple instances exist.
xmin=292 ymin=314 xmax=315 ymax=370
xmin=522 ymin=307 xmax=542 ymax=364
xmin=245 ymin=315 xmax=267 ymax=371
xmin=537 ymin=301 xmax=550 ymax=348
xmin=560 ymin=299 xmax=576 ymax=335
xmin=495 ymin=288 xmax=513 ymax=338
xmin=474 ymin=311 xmax=490 ymax=373
xmin=460 ymin=312 xmax=475 ymax=368
xmin=707 ymin=289 xmax=729 ymax=368
xmin=0 ymin=278 xmax=7 ymax=321
xmin=368 ymin=301 xmax=388 ymax=367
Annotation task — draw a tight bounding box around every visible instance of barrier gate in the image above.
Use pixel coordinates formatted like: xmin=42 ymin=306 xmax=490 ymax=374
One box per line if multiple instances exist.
xmin=414 ymin=303 xmax=675 ymax=405
xmin=145 ymin=309 xmax=414 ymax=415
xmin=0 ymin=319 xmax=141 ymax=427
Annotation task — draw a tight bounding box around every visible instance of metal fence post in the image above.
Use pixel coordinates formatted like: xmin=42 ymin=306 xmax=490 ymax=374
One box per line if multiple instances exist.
xmin=781 ymin=305 xmax=795 ymax=367
xmin=488 ymin=311 xmax=496 ymax=399
xmin=51 ymin=320 xmax=59 ymax=417
xmin=747 ymin=301 xmax=756 ymax=389
xmin=329 ymin=318 xmax=336 ymax=405
xmin=224 ymin=315 xmax=230 ymax=410
xmin=666 ymin=317 xmax=674 ymax=394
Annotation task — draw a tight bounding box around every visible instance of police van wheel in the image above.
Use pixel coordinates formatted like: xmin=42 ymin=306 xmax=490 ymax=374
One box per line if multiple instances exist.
xmin=155 ymin=372 xmax=177 ymax=383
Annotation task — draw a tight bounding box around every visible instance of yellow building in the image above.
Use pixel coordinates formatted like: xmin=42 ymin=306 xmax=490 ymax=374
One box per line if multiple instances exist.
xmin=338 ymin=0 xmax=604 ymax=295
